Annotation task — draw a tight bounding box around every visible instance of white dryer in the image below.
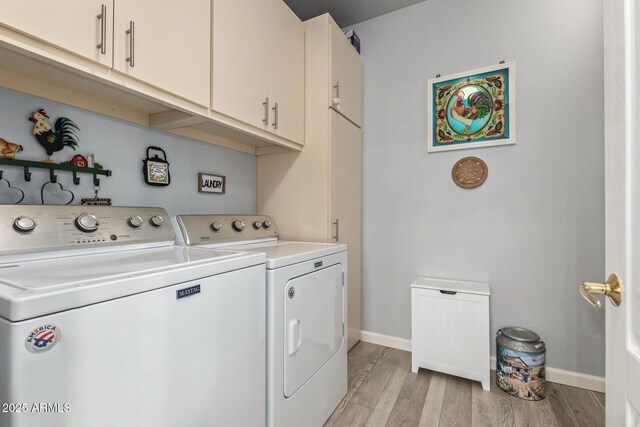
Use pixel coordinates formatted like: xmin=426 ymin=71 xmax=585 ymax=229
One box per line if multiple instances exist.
xmin=175 ymin=215 xmax=348 ymax=427
xmin=0 ymin=206 xmax=266 ymax=427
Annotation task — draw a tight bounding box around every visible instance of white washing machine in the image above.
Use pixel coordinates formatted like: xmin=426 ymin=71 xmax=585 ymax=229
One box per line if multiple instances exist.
xmin=175 ymin=214 xmax=348 ymax=427
xmin=0 ymin=205 xmax=266 ymax=427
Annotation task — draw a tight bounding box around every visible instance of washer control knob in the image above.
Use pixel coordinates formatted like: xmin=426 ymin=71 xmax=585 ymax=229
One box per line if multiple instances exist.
xmin=262 ymin=220 xmax=272 ymax=229
xmin=128 ymin=215 xmax=144 ymax=228
xmin=75 ymin=213 xmax=99 ymax=233
xmin=149 ymin=215 xmax=164 ymax=227
xmin=13 ymin=216 xmax=37 ymax=232
xmin=232 ymin=219 xmax=245 ymax=231
xmin=211 ymin=221 xmax=222 ymax=232
xmin=253 ymin=221 xmax=262 ymax=229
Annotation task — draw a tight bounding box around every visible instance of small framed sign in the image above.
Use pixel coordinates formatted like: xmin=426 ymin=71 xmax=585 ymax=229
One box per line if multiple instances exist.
xmin=143 ymin=146 xmax=170 ymax=186
xmin=198 ymin=173 xmax=225 ymax=194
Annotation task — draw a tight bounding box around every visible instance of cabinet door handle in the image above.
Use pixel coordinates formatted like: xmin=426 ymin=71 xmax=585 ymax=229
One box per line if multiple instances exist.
xmin=332 ymin=81 xmax=342 ymax=109
xmin=439 ymin=290 xmax=458 ymax=295
xmin=96 ymin=4 xmax=107 ymax=54
xmin=332 ymin=218 xmax=339 ymax=242
xmin=262 ymin=97 xmax=269 ymax=126
xmin=125 ymin=21 xmax=135 ymax=67
xmin=272 ymin=102 xmax=279 ymax=130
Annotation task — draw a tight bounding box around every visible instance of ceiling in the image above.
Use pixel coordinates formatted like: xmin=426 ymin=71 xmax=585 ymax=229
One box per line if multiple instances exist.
xmin=282 ymin=0 xmax=428 ymax=27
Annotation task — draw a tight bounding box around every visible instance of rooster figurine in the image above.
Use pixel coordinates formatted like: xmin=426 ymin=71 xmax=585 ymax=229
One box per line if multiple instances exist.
xmin=29 ymin=109 xmax=79 ymax=162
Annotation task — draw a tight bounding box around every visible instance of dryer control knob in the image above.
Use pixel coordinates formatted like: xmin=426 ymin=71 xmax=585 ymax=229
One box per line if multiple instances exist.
xmin=253 ymin=221 xmax=262 ymax=229
xmin=128 ymin=215 xmax=144 ymax=228
xmin=75 ymin=213 xmax=99 ymax=233
xmin=211 ymin=221 xmax=222 ymax=232
xmin=149 ymin=215 xmax=164 ymax=227
xmin=232 ymin=220 xmax=245 ymax=231
xmin=13 ymin=216 xmax=37 ymax=232
xmin=262 ymin=220 xmax=272 ymax=229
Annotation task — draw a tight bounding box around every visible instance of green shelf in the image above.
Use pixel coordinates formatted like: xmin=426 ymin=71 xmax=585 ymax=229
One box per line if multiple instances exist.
xmin=0 ymin=158 xmax=112 ymax=187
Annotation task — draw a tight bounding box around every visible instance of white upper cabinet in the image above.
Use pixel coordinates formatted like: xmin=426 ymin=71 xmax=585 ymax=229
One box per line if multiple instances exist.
xmin=268 ymin=0 xmax=304 ymax=144
xmin=0 ymin=0 xmax=304 ymax=153
xmin=113 ymin=0 xmax=210 ymax=107
xmin=0 ymin=0 xmax=210 ymax=107
xmin=330 ymin=22 xmax=362 ymax=127
xmin=212 ymin=0 xmax=269 ymax=130
xmin=212 ymin=0 xmax=304 ymax=146
xmin=0 ymin=0 xmax=114 ymax=67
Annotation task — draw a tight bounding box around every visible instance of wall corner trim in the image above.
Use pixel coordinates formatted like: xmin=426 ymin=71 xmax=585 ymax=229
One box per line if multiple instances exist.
xmin=359 ymin=330 xmax=605 ymax=393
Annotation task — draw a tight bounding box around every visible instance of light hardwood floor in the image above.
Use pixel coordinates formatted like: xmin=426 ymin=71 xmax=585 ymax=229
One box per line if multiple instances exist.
xmin=325 ymin=342 xmax=605 ymax=427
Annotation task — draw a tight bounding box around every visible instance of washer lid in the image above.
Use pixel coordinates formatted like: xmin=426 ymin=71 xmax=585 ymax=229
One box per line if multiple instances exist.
xmin=500 ymin=327 xmax=541 ymax=343
xmin=0 ymin=247 xmax=264 ymax=321
xmin=223 ymin=241 xmax=347 ymax=269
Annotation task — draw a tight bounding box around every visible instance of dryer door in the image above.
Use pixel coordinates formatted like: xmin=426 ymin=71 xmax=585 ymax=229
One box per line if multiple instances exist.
xmin=284 ymin=263 xmax=344 ymax=397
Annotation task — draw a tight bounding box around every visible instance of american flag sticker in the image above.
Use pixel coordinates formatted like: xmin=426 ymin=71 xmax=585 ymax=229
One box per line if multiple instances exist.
xmin=25 ymin=324 xmax=61 ymax=354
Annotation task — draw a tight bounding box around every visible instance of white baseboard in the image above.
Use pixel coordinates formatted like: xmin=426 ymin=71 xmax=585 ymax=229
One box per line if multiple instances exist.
xmin=359 ymin=330 xmax=605 ymax=393
xmin=360 ymin=330 xmax=412 ymax=352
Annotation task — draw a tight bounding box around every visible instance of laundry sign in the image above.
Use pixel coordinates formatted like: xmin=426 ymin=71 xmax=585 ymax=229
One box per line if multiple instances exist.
xmin=198 ymin=173 xmax=225 ymax=194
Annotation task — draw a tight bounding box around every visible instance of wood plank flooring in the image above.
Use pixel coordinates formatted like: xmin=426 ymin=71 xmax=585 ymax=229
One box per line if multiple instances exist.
xmin=325 ymin=342 xmax=605 ymax=427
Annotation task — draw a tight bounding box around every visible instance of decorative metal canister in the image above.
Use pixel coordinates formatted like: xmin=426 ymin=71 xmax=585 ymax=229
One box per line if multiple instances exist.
xmin=496 ymin=327 xmax=546 ymax=401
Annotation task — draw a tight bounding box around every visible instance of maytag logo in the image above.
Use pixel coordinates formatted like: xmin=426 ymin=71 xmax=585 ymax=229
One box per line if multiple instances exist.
xmin=176 ymin=285 xmax=201 ymax=300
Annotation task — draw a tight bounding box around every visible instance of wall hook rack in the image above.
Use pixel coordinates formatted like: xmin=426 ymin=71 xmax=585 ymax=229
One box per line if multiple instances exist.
xmin=0 ymin=158 xmax=111 ymax=187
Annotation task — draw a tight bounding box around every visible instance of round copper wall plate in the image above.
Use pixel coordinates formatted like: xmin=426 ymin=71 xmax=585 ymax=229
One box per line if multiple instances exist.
xmin=452 ymin=157 xmax=488 ymax=189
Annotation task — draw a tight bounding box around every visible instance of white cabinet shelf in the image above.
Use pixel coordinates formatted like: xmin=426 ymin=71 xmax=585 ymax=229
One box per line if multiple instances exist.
xmin=411 ymin=277 xmax=490 ymax=391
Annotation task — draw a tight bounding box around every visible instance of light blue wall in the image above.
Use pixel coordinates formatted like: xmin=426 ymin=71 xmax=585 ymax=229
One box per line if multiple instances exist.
xmin=350 ymin=0 xmax=605 ymax=375
xmin=0 ymin=87 xmax=256 ymax=215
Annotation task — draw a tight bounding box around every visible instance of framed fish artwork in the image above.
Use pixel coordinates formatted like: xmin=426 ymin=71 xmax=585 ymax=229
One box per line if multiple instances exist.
xmin=427 ymin=62 xmax=515 ymax=152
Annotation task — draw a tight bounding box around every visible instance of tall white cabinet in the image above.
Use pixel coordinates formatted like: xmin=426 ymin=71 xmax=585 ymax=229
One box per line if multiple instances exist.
xmin=257 ymin=14 xmax=362 ymax=349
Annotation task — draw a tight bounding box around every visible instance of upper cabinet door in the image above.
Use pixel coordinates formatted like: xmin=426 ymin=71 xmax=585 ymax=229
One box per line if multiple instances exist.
xmin=212 ymin=0 xmax=269 ymax=129
xmin=330 ymin=23 xmax=362 ymax=127
xmin=268 ymin=0 xmax=304 ymax=145
xmin=0 ymin=0 xmax=113 ymax=67
xmin=113 ymin=0 xmax=210 ymax=107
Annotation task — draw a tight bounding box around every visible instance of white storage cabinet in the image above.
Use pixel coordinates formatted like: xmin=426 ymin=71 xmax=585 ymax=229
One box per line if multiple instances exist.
xmin=411 ymin=277 xmax=490 ymax=391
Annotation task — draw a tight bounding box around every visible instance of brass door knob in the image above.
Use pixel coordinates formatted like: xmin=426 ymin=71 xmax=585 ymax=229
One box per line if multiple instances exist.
xmin=579 ymin=273 xmax=622 ymax=308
